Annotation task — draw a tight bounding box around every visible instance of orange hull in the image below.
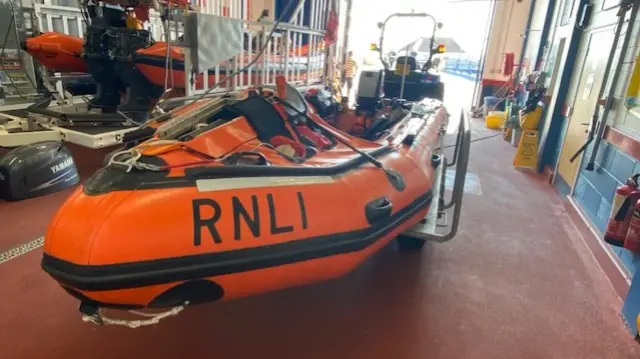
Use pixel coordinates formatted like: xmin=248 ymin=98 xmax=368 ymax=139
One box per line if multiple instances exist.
xmin=41 ymin=81 xmax=446 ymax=310
xmin=22 ymin=32 xmax=87 ymax=73
xmin=134 ymin=42 xmax=313 ymax=89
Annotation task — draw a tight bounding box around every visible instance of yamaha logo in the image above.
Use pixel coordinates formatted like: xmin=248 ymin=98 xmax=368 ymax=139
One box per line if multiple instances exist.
xmin=50 ymin=158 xmax=73 ymax=174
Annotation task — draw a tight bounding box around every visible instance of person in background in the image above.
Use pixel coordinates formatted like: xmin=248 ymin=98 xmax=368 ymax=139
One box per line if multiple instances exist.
xmin=344 ymin=51 xmax=358 ymax=96
xmin=125 ymin=7 xmax=143 ymax=30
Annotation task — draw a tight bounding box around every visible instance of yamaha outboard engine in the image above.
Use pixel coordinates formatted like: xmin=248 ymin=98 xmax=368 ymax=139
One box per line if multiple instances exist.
xmin=0 ymin=142 xmax=79 ymax=201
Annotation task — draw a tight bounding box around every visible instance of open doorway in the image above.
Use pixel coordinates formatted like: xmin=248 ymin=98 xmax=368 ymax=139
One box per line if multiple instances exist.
xmin=346 ymin=0 xmax=493 ymax=114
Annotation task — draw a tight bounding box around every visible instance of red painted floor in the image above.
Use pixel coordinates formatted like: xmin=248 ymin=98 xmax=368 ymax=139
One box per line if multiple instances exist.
xmin=1 ymin=119 xmax=639 ymax=358
xmin=0 ymin=145 xmax=111 ymax=251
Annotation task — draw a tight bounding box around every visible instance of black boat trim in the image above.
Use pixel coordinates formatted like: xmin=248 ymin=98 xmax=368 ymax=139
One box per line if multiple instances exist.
xmin=41 ymin=189 xmax=433 ymax=291
xmin=84 ymin=146 xmax=394 ymax=195
xmin=133 ymin=54 xmax=188 ymax=71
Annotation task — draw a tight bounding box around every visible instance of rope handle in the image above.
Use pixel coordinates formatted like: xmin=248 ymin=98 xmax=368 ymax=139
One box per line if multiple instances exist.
xmin=82 ymin=302 xmax=189 ymax=329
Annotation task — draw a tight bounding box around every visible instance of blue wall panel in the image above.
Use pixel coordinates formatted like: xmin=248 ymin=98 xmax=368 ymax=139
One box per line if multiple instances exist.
xmin=609 ymin=151 xmax=636 ymax=184
xmin=622 ymin=273 xmax=640 ymax=336
xmin=573 ymin=140 xmax=640 ymax=275
xmin=581 ymin=182 xmax=602 ymax=216
xmin=596 ymin=200 xmax=612 ymax=233
xmin=554 ymin=172 xmax=572 ymax=197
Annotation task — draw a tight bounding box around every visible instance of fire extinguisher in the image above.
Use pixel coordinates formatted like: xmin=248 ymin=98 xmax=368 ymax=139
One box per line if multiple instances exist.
xmin=624 ymin=199 xmax=640 ymax=252
xmin=604 ymin=174 xmax=640 ymax=247
xmin=636 ymin=313 xmax=640 ymax=343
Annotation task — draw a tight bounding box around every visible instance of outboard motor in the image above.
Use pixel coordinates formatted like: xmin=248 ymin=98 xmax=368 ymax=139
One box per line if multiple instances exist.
xmin=356 ymin=69 xmax=384 ymax=112
xmin=83 ymin=4 xmax=127 ymax=112
xmin=111 ymin=28 xmax=162 ymax=112
xmin=0 ymin=142 xmax=79 ymax=201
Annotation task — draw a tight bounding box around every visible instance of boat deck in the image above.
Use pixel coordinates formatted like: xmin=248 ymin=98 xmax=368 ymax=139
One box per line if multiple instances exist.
xmin=0 ymin=75 xmax=638 ymax=358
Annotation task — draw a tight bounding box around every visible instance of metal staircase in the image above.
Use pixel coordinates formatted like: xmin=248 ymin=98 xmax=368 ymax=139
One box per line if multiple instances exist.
xmin=0 ymin=0 xmax=42 ymax=107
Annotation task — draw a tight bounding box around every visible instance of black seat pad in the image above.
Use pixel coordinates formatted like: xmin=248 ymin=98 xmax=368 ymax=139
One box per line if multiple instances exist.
xmin=231 ymin=96 xmax=293 ymax=142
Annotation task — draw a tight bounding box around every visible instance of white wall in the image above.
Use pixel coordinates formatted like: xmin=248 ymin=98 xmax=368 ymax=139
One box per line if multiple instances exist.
xmin=249 ymin=0 xmax=274 ymax=21
xmin=608 ymin=8 xmax=640 ymax=136
xmin=482 ymin=0 xmax=531 ymax=81
xmin=521 ymin=0 xmax=550 ymax=74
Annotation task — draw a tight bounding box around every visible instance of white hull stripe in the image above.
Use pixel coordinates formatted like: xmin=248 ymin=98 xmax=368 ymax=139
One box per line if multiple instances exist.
xmin=196 ymin=176 xmax=335 ymax=192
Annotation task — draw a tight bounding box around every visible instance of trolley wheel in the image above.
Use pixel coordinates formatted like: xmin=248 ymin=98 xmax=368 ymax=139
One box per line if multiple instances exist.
xmin=396 ymin=235 xmax=426 ymax=250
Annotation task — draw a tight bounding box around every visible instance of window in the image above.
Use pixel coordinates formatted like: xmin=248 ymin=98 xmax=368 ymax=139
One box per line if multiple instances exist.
xmin=51 ymin=16 xmax=63 ymax=33
xmin=50 ymin=0 xmax=80 ymax=7
xmin=68 ymin=18 xmax=79 ymax=37
xmin=560 ymin=0 xmax=575 ymax=26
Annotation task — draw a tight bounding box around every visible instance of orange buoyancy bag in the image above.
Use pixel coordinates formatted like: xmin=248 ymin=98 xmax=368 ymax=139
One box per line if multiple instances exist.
xmin=270 ymin=135 xmax=306 ymax=157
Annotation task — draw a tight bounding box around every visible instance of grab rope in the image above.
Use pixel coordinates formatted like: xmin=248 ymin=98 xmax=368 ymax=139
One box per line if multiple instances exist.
xmin=106 ymin=139 xmax=183 ymax=172
xmin=82 ymin=302 xmax=189 ymax=328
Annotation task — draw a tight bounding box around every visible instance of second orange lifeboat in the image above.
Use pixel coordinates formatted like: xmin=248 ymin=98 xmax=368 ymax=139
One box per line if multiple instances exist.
xmin=132 ymin=42 xmax=309 ymax=89
xmin=22 ymin=32 xmax=88 ymax=73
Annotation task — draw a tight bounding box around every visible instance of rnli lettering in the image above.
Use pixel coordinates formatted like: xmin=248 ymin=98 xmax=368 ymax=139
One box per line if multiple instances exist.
xmin=232 ymin=195 xmax=260 ymax=240
xmin=192 ymin=199 xmax=222 ymax=246
xmin=267 ymin=194 xmax=293 ymax=234
xmin=192 ymin=192 xmax=308 ymax=246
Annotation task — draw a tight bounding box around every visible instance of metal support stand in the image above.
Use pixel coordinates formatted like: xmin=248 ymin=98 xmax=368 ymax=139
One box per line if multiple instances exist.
xmin=402 ymin=109 xmax=471 ymax=242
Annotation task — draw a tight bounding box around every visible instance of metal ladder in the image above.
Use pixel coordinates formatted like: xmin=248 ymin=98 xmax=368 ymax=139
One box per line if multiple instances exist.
xmin=0 ymin=1 xmax=42 ymax=105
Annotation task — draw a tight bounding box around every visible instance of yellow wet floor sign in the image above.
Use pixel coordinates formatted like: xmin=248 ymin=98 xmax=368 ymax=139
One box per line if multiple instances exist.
xmin=513 ymin=129 xmax=539 ymax=169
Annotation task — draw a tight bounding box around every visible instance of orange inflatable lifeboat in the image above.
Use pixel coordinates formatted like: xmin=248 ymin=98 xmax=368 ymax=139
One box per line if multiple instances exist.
xmin=22 ymin=32 xmax=88 ymax=73
xmin=41 ymin=78 xmax=446 ymax=312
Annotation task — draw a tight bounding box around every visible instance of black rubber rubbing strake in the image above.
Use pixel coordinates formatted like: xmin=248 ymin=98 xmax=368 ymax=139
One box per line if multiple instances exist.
xmin=41 ymin=190 xmax=433 ymax=291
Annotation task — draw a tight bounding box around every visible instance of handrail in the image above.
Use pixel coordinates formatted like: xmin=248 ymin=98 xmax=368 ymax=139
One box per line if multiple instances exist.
xmin=428 ymin=108 xmax=470 ymax=242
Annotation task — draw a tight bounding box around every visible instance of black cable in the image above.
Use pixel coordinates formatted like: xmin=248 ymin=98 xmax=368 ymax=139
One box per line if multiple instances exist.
xmin=441 ymin=132 xmax=501 ymax=149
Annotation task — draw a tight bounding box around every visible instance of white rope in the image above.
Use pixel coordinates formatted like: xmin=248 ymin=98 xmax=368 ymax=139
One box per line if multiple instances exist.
xmin=106 ymin=138 xmax=184 ymax=172
xmin=81 ymin=302 xmax=189 ymax=329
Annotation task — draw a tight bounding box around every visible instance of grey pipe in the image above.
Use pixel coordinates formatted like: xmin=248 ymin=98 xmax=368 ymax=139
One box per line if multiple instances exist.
xmin=585 ymin=1 xmax=638 ymax=171
xmin=340 ymin=0 xmax=353 ymax=68
xmin=513 ymin=0 xmax=537 ymax=91
xmin=288 ymin=0 xmax=306 ymax=23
